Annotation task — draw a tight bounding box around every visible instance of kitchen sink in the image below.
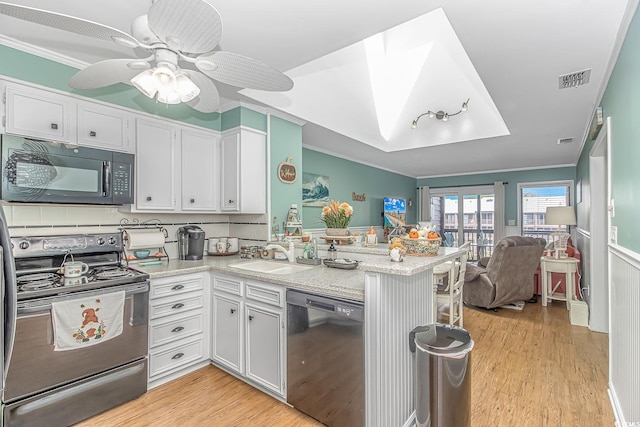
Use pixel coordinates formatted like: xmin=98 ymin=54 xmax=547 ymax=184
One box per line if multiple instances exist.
xmin=228 ymin=260 xmax=313 ymax=275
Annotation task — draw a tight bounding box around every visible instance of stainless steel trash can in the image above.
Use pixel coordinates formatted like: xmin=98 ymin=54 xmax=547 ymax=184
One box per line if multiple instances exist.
xmin=409 ymin=324 xmax=474 ymax=427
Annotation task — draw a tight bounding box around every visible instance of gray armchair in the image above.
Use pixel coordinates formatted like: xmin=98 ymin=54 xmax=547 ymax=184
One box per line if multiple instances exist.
xmin=463 ymin=236 xmax=546 ymax=309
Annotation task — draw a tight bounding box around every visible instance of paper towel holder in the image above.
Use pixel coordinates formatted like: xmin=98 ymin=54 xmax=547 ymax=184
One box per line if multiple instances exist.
xmin=120 ymin=220 xmax=169 ymax=265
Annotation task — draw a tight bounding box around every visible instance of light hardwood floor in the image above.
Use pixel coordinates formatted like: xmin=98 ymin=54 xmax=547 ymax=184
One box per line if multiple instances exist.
xmin=76 ymin=301 xmax=612 ymax=427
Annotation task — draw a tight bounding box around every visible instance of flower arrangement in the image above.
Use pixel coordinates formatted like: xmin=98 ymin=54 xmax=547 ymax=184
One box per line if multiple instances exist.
xmin=321 ymin=200 xmax=354 ymax=228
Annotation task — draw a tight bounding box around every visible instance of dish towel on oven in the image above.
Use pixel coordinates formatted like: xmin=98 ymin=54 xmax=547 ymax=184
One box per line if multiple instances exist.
xmin=52 ymin=290 xmax=125 ymax=351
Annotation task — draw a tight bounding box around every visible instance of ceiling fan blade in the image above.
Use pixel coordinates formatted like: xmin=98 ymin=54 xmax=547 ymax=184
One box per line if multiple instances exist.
xmin=0 ymin=2 xmax=140 ymax=48
xmin=196 ymin=51 xmax=293 ymax=91
xmin=69 ymin=59 xmax=150 ymax=90
xmin=185 ymin=71 xmax=220 ymax=113
xmin=147 ymin=0 xmax=222 ymax=54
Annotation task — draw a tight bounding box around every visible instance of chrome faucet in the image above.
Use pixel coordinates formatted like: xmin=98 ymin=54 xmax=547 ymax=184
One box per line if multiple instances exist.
xmin=264 ymin=241 xmax=296 ymax=263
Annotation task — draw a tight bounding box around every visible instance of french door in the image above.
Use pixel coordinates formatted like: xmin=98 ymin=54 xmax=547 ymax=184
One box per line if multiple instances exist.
xmin=430 ymin=186 xmax=494 ymax=261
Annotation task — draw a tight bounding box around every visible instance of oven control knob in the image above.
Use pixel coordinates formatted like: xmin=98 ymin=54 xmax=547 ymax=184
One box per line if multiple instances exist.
xmin=18 ymin=240 xmax=29 ymax=250
xmin=96 ymin=237 xmax=105 ymax=245
xmin=107 ymin=236 xmax=117 ymax=245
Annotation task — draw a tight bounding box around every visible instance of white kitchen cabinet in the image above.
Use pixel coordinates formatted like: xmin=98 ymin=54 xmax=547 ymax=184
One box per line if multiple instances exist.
xmin=3 ymin=82 xmax=75 ymax=143
xmin=211 ymin=293 xmax=242 ymax=373
xmin=180 ymin=128 xmax=219 ymax=211
xmin=211 ymin=274 xmax=285 ymax=397
xmin=135 ymin=118 xmax=176 ymax=211
xmin=220 ymin=127 xmax=266 ymax=213
xmin=148 ymin=273 xmax=210 ymax=389
xmin=77 ymin=102 xmax=133 ymax=152
xmin=245 ymin=303 xmax=283 ymax=393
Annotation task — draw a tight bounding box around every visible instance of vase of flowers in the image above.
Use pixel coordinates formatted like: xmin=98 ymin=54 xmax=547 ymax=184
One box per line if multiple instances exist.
xmin=321 ymin=200 xmax=354 ymax=236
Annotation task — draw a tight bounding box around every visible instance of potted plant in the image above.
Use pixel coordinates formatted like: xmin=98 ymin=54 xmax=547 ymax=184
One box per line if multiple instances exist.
xmin=321 ymin=200 xmax=354 ymax=236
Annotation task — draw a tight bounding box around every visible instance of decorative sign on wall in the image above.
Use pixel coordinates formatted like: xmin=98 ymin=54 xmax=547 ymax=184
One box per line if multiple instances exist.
xmin=352 ymin=192 xmax=366 ymax=202
xmin=278 ymin=157 xmax=297 ymax=183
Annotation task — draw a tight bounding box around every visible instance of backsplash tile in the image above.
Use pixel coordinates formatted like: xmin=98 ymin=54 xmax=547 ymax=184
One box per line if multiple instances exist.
xmin=3 ymin=203 xmax=271 ymax=259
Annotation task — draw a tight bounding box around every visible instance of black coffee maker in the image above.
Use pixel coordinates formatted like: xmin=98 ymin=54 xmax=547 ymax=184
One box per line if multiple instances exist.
xmin=177 ymin=225 xmax=205 ymax=260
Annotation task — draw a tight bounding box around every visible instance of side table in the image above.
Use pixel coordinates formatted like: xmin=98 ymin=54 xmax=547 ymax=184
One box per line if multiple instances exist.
xmin=541 ymin=256 xmax=579 ymax=310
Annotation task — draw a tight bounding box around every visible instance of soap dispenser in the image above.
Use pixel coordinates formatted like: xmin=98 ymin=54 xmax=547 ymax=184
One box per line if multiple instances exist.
xmin=328 ymin=241 xmax=337 ymax=261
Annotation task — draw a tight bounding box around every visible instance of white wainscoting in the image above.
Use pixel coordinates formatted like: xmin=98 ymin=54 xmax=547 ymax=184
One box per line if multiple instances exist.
xmin=608 ymin=245 xmax=640 ymax=425
xmin=365 ymin=270 xmax=434 ymax=427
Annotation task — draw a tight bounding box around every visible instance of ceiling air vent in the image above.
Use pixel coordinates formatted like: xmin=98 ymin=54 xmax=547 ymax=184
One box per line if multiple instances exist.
xmin=557 ymin=137 xmax=574 ymax=145
xmin=559 ymin=69 xmax=591 ymax=89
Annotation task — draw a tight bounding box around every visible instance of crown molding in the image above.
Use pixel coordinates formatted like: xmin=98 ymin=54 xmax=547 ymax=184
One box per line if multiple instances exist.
xmin=302 ymin=144 xmax=415 ymax=179
xmin=416 ymin=162 xmax=577 ymax=180
xmin=0 ymin=37 xmax=87 ymax=70
xmin=220 ymin=100 xmax=306 ymax=126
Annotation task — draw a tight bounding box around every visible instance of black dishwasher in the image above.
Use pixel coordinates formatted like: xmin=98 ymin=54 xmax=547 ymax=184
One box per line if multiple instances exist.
xmin=286 ymin=289 xmax=364 ymax=427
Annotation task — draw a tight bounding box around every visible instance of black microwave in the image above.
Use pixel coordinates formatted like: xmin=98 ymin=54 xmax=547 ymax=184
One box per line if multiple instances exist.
xmin=1 ymin=135 xmax=134 ymax=205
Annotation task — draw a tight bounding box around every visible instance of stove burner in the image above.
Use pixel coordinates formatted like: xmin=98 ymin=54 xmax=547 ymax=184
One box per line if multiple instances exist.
xmin=17 ymin=273 xmax=62 ymax=291
xmin=92 ymin=266 xmax=137 ymax=280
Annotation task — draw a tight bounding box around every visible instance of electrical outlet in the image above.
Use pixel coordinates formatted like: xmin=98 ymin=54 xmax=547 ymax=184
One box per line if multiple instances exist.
xmin=508 ymin=219 xmax=516 ymax=226
xmin=610 ymin=225 xmax=617 ymax=244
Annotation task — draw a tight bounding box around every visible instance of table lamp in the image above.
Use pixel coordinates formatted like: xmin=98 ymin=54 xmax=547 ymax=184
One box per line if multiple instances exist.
xmin=545 ymin=206 xmax=577 ymax=258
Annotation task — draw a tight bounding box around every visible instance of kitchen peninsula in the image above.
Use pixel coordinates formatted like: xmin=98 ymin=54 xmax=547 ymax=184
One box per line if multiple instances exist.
xmin=136 ymin=244 xmax=465 ymax=426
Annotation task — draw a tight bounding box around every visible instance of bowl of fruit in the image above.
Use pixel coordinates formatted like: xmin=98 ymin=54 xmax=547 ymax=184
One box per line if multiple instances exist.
xmin=400 ymin=227 xmax=441 ymax=256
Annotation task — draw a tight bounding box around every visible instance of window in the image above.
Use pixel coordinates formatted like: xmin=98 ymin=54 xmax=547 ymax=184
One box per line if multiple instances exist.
xmin=517 ymin=181 xmax=572 ymax=241
xmin=429 ymin=185 xmax=494 ymax=261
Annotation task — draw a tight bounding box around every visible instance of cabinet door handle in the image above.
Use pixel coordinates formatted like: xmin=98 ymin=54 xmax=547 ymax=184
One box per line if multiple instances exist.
xmin=230 ymin=308 xmax=236 ymax=314
xmin=172 ymin=303 xmax=185 ymax=310
xmin=146 ymin=196 xmax=152 ymax=201
xmin=50 ymin=123 xmax=58 ymax=130
xmin=171 ymin=326 xmax=185 ymax=333
xmin=171 ymin=352 xmax=184 ymax=360
xmin=89 ymin=130 xmax=97 ymax=137
xmin=248 ymin=315 xmax=254 ymax=321
xmin=190 ymin=198 xmax=195 ymax=203
xmin=171 ymin=284 xmax=184 ymax=291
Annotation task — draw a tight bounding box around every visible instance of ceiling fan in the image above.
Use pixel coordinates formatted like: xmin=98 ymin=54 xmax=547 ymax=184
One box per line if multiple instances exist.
xmin=0 ymin=0 xmax=294 ymax=113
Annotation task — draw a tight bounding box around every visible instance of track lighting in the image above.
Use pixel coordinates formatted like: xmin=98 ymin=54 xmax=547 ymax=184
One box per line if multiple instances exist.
xmin=411 ymin=98 xmax=470 ymax=128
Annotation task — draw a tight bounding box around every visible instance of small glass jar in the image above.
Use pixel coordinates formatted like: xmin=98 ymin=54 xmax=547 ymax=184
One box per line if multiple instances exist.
xmin=327 ymin=242 xmax=337 ymax=261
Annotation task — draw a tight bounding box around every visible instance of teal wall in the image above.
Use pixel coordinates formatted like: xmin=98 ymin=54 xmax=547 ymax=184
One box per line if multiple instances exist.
xmin=580 ymin=7 xmax=640 ymax=252
xmin=270 ymin=116 xmax=303 ymax=228
xmin=0 ymin=44 xmax=221 ymax=130
xmin=302 ymin=149 xmax=417 ymax=228
xmin=417 ymin=167 xmax=576 ymax=225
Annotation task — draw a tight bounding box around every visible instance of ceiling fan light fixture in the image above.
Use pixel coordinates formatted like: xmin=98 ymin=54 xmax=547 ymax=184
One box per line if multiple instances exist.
xmin=175 ymin=73 xmax=200 ymax=102
xmin=131 ymin=69 xmax=157 ymax=98
xmin=156 ymin=88 xmax=181 ymax=105
xmin=152 ymin=64 xmax=177 ymax=92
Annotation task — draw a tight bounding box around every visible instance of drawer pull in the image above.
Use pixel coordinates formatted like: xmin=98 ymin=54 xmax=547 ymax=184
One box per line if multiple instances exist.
xmin=146 ymin=196 xmax=152 ymax=201
xmin=171 ymin=284 xmax=184 ymax=291
xmin=190 ymin=198 xmax=195 ymax=203
xmin=171 ymin=326 xmax=185 ymax=333
xmin=172 ymin=303 xmax=185 ymax=310
xmin=51 ymin=123 xmax=58 ymax=130
xmin=248 ymin=315 xmax=254 ymax=321
xmin=89 ymin=130 xmax=97 ymax=137
xmin=230 ymin=308 xmax=236 ymax=314
xmin=171 ymin=352 xmax=184 ymax=360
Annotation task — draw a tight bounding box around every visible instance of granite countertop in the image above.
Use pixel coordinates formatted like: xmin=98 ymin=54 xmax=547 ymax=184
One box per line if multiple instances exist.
xmin=134 ymin=246 xmax=464 ymax=302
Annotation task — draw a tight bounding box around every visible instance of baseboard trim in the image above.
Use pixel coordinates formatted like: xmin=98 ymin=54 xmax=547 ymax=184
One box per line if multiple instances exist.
xmin=608 ymin=383 xmax=626 ymax=426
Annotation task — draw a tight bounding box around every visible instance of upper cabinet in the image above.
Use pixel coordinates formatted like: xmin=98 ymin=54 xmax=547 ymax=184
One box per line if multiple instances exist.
xmin=3 ymin=82 xmax=75 ymax=143
xmin=135 ymin=118 xmax=176 ymax=211
xmin=2 ymin=81 xmax=133 ymax=152
xmin=180 ymin=128 xmax=219 ymax=212
xmin=221 ymin=128 xmax=266 ymax=214
xmin=77 ymin=102 xmax=133 ymax=152
xmin=133 ymin=117 xmax=220 ymax=213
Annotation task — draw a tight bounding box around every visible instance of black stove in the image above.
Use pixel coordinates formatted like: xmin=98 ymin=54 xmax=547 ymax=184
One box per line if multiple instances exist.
xmin=12 ymin=233 xmax=149 ymax=301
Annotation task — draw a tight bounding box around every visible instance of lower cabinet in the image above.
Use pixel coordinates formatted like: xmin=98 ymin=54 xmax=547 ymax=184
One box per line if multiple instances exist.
xmin=148 ymin=273 xmax=210 ymax=388
xmin=211 ymin=274 xmax=285 ymax=397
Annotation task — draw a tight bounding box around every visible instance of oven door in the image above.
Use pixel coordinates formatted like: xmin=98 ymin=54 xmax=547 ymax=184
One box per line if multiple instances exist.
xmin=1 ymin=136 xmax=112 ymax=204
xmin=3 ymin=282 xmax=149 ymax=403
